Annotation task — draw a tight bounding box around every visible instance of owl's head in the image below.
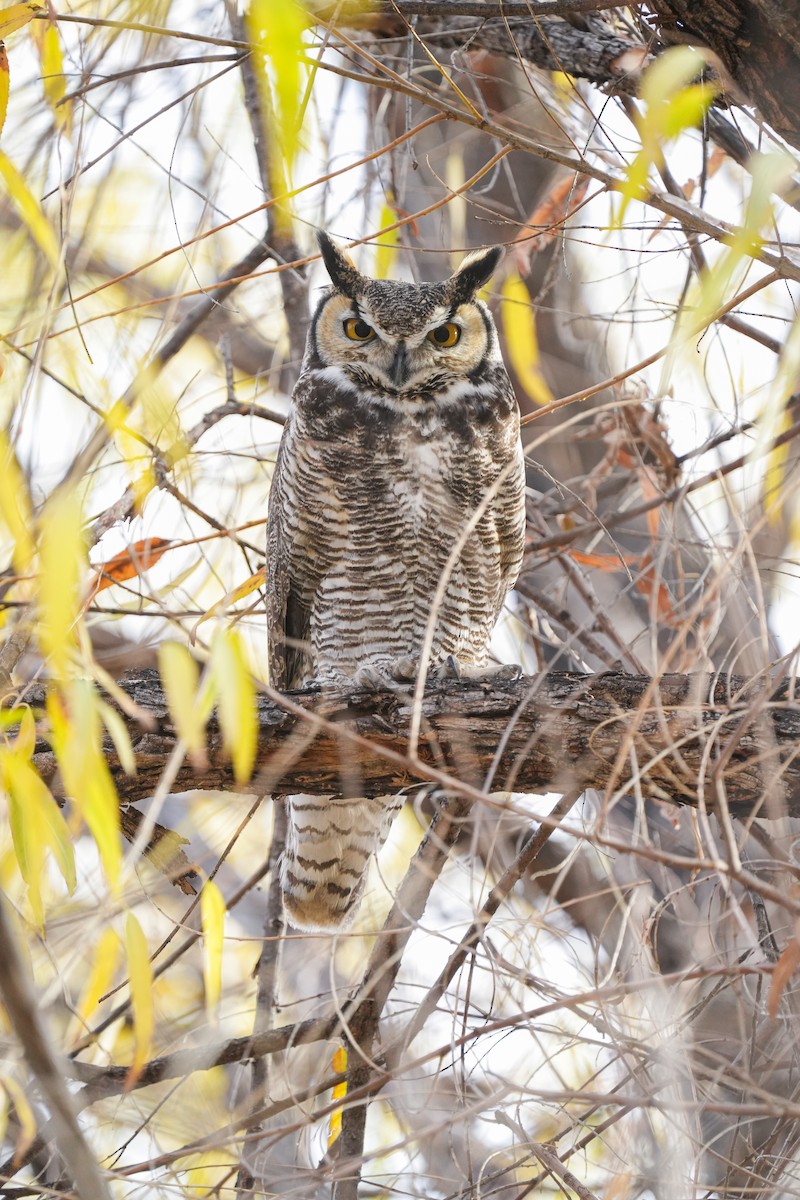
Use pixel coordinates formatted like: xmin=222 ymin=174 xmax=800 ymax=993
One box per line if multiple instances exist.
xmin=309 ymin=232 xmax=504 ymax=392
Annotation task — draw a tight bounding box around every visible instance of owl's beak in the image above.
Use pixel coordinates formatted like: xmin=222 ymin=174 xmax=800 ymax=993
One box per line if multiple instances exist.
xmin=389 ymin=342 xmax=409 ymax=388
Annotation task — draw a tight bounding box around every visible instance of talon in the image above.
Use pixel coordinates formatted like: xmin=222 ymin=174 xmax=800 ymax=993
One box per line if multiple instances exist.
xmin=390 ymin=654 xmax=418 ymax=682
xmin=355 ymin=665 xmax=392 ymax=691
xmin=434 ymin=654 xmax=462 ymax=681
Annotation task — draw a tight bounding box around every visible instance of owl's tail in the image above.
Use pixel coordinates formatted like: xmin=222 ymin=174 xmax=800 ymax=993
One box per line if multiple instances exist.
xmin=281 ymin=794 xmax=404 ymax=930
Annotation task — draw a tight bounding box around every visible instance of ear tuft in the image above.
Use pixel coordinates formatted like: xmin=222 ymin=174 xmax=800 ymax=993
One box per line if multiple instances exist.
xmin=316 ymin=231 xmax=365 ymax=298
xmin=447 ymin=245 xmax=504 ymax=305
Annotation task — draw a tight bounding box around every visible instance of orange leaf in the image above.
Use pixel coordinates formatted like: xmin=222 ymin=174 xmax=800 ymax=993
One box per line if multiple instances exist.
xmin=90 ymin=538 xmax=174 ymax=594
xmin=570 ymin=549 xmax=639 ymax=573
xmin=512 ymin=174 xmax=590 ymax=273
xmin=637 ymin=470 xmax=662 ymax=542
xmin=767 ymin=937 xmax=800 ymax=1019
xmin=634 ymin=552 xmax=676 ymax=622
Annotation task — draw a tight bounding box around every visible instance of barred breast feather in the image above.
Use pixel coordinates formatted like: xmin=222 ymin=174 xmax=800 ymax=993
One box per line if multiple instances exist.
xmin=266 ymin=234 xmax=526 ymax=930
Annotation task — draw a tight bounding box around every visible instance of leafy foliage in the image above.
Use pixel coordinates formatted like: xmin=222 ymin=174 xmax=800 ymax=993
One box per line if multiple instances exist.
xmin=0 ymin=2 xmax=798 ymax=1198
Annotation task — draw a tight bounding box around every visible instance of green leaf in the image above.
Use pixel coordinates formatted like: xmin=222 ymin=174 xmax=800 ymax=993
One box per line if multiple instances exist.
xmin=689 ymin=150 xmax=796 ymax=339
xmin=614 ymin=46 xmax=716 ymax=227
xmin=245 ymin=0 xmax=307 ymax=204
xmin=639 ymin=44 xmax=710 ymax=109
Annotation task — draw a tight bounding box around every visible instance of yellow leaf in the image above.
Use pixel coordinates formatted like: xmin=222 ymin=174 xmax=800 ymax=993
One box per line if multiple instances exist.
xmin=47 ymin=683 xmax=122 ymax=890
xmin=200 ymin=879 xmax=226 ymax=1023
xmin=98 ymin=700 xmax=137 ymax=775
xmin=1 ymin=1074 xmax=37 ymax=1162
xmin=328 ymin=1045 xmax=348 ymax=1148
xmin=688 ymin=150 xmax=796 ymax=340
xmin=3 ymin=750 xmax=75 ymax=922
xmin=71 ymin=928 xmax=121 ymax=1036
xmin=245 ymin=0 xmax=307 ymax=228
xmin=639 ymin=44 xmax=709 ymax=109
xmin=0 ymin=1 xmax=43 ymax=39
xmin=189 ymin=566 xmax=266 ymax=643
xmin=0 ymin=147 xmax=58 ymax=266
xmin=0 ymin=429 xmax=34 ymax=574
xmin=124 ymin=912 xmax=153 ymax=1084
xmin=31 ymin=19 xmax=69 ymax=130
xmin=754 ymin=310 xmax=800 ymax=524
xmin=10 ymin=706 xmax=35 ymax=759
xmin=211 ymin=630 xmax=257 ymax=785
xmin=37 ymin=490 xmax=85 ymax=679
xmin=614 ymin=46 xmax=716 ymax=227
xmin=158 ymin=641 xmax=207 ymax=757
xmin=500 ymin=273 xmax=555 ymax=407
xmin=374 ymin=202 xmax=399 ymax=280
xmin=0 ymin=46 xmax=9 ymax=138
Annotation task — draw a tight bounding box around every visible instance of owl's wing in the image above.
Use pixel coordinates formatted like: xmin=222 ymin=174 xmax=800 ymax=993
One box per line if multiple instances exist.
xmin=266 ymin=433 xmax=312 ymax=691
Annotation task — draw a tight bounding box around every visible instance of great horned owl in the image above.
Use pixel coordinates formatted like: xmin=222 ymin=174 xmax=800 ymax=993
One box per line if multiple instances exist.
xmin=266 ymin=232 xmax=526 ymax=930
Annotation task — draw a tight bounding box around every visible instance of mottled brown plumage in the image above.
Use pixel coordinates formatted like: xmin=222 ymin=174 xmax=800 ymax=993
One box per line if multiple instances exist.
xmin=267 ymin=233 xmax=526 ymax=930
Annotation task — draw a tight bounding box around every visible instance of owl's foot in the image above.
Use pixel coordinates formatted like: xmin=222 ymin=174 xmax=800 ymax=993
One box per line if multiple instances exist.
xmin=354 ymin=664 xmax=400 ymax=691
xmin=435 ymin=654 xmax=523 ymax=683
xmin=357 ymin=654 xmax=523 ymax=688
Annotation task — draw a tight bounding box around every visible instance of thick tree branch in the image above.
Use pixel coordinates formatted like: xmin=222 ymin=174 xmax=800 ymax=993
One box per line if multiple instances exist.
xmin=21 ymin=668 xmax=800 ymax=817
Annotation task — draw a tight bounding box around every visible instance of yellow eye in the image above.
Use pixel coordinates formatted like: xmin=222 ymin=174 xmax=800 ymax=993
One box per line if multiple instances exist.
xmin=427 ymin=322 xmax=461 ymax=348
xmin=343 ymin=317 xmax=375 ymax=342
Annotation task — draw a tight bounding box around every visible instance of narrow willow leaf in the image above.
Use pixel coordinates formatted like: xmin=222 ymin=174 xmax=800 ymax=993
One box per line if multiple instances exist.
xmin=246 ymin=0 xmax=306 ymax=173
xmin=98 ymin=700 xmax=136 ymax=776
xmin=500 ymin=274 xmax=555 ymax=408
xmin=0 ymin=46 xmax=8 ymax=138
xmin=374 ymin=203 xmax=399 ymax=280
xmin=32 ymin=19 xmax=68 ymax=129
xmin=0 ymin=1074 xmax=37 ymax=1161
xmin=639 ymin=44 xmax=709 ymax=109
xmin=90 ymin=538 xmax=174 ymax=594
xmin=0 ymin=1 xmax=42 ymax=39
xmin=212 ymin=630 xmax=257 ymax=784
xmin=73 ymin=928 xmax=121 ymax=1030
xmin=3 ymin=751 xmax=76 ymax=921
xmin=124 ymin=913 xmax=153 ymax=1083
xmin=614 ymin=45 xmax=715 ymax=227
xmin=190 ymin=566 xmax=266 ymax=643
xmin=328 ymin=1046 xmax=348 ymax=1147
xmin=0 ymin=429 xmax=34 ymax=573
xmin=38 ymin=490 xmax=85 ymax=679
xmin=158 ymin=641 xmax=206 ymax=756
xmin=47 ymin=683 xmax=122 ymax=889
xmin=200 ymin=879 xmax=226 ymax=1023
xmin=754 ymin=310 xmax=800 ymax=525
xmin=690 ymin=150 xmax=796 ymax=339
xmin=0 ymin=147 xmax=58 ymax=265
xmin=11 ymin=706 xmax=35 ymax=759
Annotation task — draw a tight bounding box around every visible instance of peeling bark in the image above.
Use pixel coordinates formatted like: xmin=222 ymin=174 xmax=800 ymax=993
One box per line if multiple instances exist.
xmin=22 ymin=668 xmax=800 ymax=818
